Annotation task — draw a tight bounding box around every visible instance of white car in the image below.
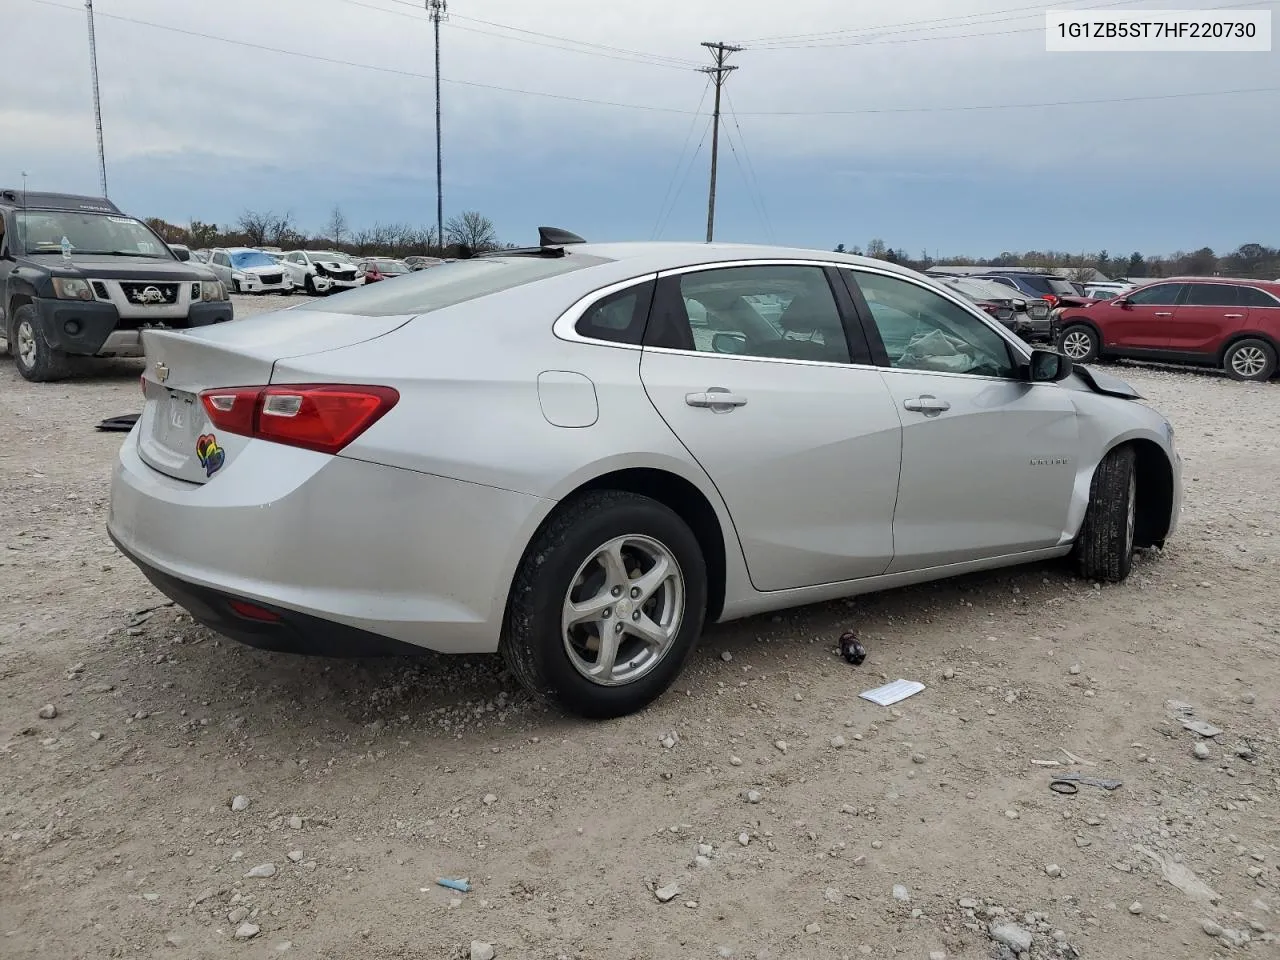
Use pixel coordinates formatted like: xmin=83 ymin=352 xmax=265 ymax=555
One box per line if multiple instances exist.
xmin=1083 ymin=282 xmax=1133 ymax=300
xmin=279 ymin=250 xmax=365 ymax=295
xmin=210 ymin=248 xmax=294 ymax=295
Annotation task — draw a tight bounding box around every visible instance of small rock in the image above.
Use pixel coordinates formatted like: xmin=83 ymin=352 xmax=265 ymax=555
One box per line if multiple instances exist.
xmin=655 ymin=883 xmax=681 ymax=903
xmin=1242 ymin=692 xmax=1257 ymax=704
xmin=234 ymin=923 xmax=260 ymax=940
xmin=38 ymin=704 xmax=57 ymax=719
xmin=482 ymin=793 xmax=497 ymax=806
xmin=287 ymin=850 xmax=303 ymax=863
xmin=698 ymin=843 xmax=714 ymax=857
xmin=794 ymin=693 xmax=803 ymax=702
xmin=729 ymin=755 xmax=743 ymax=766
xmin=743 ymin=790 xmax=762 ymax=804
xmin=824 ymin=887 xmax=842 ymax=903
xmin=942 ymin=667 xmax=955 ymax=680
xmin=911 ymin=753 xmax=926 ymax=765
xmin=930 ymin=953 xmax=946 ymax=960
xmin=1069 ymin=663 xmax=1082 ymax=675
xmin=1045 ymin=863 xmax=1062 ymax=878
xmin=231 ymin=795 xmax=250 ymax=812
xmin=660 ymin=734 xmax=677 ymax=750
xmin=164 ymin=933 xmax=184 ymax=947
xmin=228 ymin=907 xmax=250 ymax=924
xmin=892 ymin=884 xmax=910 ymax=903
xmin=804 ymin=923 xmax=821 ymax=934
xmin=991 ymin=923 xmax=1033 ymax=952
xmin=245 ymin=863 xmax=277 ymax=879
xmin=1129 ymin=901 xmax=1144 ymax=915
xmin=275 ymin=943 xmax=293 ymax=953
xmin=1203 ymin=920 xmax=1225 ymax=937
xmin=871 ymin=840 xmax=883 ymax=850
xmin=774 ymin=740 xmax=788 ymax=754
xmin=142 ymin=893 xmax=160 ymax=902
xmin=720 ymin=651 xmax=733 ymax=662
xmin=1005 ymin=809 xmax=1020 ymax=820
xmin=958 ymin=898 xmax=979 ymax=909
xmin=830 ymin=736 xmax=846 ymax=749
xmin=738 ymin=833 xmax=750 ymax=847
xmin=287 ymin=815 xmax=303 ymax=830
xmin=470 ymin=941 xmax=496 ymax=960
xmin=695 ymin=855 xmax=712 ymax=868
xmin=90 ymin=731 xmax=103 ymax=741
xmin=1194 ymin=742 xmax=1212 ymax=760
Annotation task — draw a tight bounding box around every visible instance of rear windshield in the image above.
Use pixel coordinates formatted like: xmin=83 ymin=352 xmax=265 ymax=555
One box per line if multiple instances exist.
xmin=301 ymin=254 xmax=607 ymax=316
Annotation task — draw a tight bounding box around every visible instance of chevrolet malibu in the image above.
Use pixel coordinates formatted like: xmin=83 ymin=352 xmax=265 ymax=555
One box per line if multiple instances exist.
xmin=108 ymin=236 xmax=1182 ymax=718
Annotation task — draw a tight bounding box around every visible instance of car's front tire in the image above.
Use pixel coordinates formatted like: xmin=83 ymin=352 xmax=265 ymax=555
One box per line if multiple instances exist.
xmin=1223 ymin=338 xmax=1276 ymax=382
xmin=1058 ymin=323 xmax=1100 ymax=363
xmin=502 ymin=490 xmax=707 ymax=719
xmin=1073 ymin=445 xmax=1137 ymax=583
xmin=12 ymin=305 xmax=71 ymax=383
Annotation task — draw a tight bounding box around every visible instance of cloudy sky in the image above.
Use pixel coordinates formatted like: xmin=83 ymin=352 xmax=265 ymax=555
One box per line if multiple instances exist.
xmin=3 ymin=0 xmax=1277 ymax=257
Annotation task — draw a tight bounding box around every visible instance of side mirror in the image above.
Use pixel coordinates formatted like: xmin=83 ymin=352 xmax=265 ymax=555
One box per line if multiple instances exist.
xmin=172 ymin=247 xmax=191 ymax=262
xmin=1113 ymin=297 xmax=1130 ymax=308
xmin=712 ymin=332 xmax=748 ymax=355
xmin=1028 ymin=348 xmax=1073 ymax=383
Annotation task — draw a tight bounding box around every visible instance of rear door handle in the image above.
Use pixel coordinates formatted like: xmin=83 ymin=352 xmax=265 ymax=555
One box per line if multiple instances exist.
xmin=903 ymin=395 xmax=951 ymax=416
xmin=686 ymin=388 xmax=748 ymax=411
xmin=1154 ymin=311 xmax=1173 ymax=317
xmin=1225 ymin=313 xmax=1245 ymax=319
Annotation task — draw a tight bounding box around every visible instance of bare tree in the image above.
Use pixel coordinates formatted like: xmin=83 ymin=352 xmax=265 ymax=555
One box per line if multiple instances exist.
xmin=445 ymin=211 xmax=499 ymax=251
xmin=326 ymin=206 xmax=349 ymax=249
xmin=266 ymin=211 xmax=301 ymax=248
xmin=188 ymin=220 xmax=218 ymax=248
xmin=237 ymin=210 xmax=274 ymax=247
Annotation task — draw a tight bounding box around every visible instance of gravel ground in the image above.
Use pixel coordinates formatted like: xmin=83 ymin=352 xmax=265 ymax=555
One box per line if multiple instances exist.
xmin=2 ymin=300 xmax=1279 ymax=959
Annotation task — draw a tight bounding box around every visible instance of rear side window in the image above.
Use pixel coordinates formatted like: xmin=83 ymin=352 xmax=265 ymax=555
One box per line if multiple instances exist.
xmin=1183 ymin=284 xmax=1238 ymax=307
xmin=574 ymin=281 xmax=655 ymax=345
xmin=301 ymin=254 xmax=607 ymax=316
xmin=1238 ymin=286 xmax=1280 ymax=308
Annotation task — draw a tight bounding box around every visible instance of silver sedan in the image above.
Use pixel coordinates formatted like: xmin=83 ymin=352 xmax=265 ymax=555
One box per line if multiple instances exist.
xmin=107 ymin=238 xmax=1182 ymax=718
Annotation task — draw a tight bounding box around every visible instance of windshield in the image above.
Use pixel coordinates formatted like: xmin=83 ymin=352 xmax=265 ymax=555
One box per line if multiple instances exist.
xmin=299 ymin=254 xmax=603 ymax=317
xmin=229 ymin=250 xmax=279 ymax=269
xmin=15 ymin=211 xmax=173 ymax=258
xmin=311 ymin=251 xmax=354 ymax=264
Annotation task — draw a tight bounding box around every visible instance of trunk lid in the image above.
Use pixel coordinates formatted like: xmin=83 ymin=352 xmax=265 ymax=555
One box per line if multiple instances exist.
xmin=135 ymin=308 xmax=414 ymax=483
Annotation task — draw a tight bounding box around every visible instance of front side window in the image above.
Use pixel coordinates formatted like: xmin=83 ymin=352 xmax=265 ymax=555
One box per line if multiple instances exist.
xmin=15 ymin=211 xmax=171 ymax=258
xmin=850 ymin=270 xmax=1016 ymax=378
xmin=1182 ymin=284 xmax=1239 ymax=307
xmin=213 ymin=252 xmax=231 ymax=267
xmin=647 ymin=265 xmax=853 ymax=364
xmin=1126 ymin=283 xmax=1185 ymax=306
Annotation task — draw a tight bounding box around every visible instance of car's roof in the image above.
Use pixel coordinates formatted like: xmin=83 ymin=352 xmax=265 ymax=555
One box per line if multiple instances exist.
xmin=0 ymin=189 xmax=122 ymax=214
xmin=225 ymin=246 xmax=267 ymax=254
xmin=1153 ymin=276 xmax=1280 ymax=289
xmin=509 ymin=241 xmax=925 ymax=279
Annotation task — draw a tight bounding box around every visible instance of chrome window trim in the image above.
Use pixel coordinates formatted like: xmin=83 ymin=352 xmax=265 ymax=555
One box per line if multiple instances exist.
xmin=551 ymin=273 xmax=659 ymax=350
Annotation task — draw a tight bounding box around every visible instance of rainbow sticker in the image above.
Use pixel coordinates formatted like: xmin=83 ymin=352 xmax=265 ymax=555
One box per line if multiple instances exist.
xmin=196 ymin=433 xmax=225 ymax=477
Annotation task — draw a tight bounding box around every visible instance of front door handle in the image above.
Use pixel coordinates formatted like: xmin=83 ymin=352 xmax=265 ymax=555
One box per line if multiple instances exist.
xmin=1154 ymin=311 xmax=1173 ymax=317
xmin=686 ymin=387 xmax=748 ymax=411
xmin=903 ymin=395 xmax=951 ymax=416
xmin=1225 ymin=313 xmax=1245 ymax=319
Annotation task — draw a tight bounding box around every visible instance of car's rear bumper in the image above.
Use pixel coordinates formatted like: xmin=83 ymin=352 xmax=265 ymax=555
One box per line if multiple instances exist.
xmin=106 ymin=428 xmax=550 ymax=655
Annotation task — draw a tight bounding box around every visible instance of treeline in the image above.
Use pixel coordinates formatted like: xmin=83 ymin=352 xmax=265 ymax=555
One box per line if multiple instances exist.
xmin=143 ymin=206 xmax=503 ymax=257
xmin=834 ymin=239 xmax=1280 ymax=281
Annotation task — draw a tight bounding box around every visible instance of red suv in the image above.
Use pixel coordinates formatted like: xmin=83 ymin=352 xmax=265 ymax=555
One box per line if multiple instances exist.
xmin=1055 ymin=277 xmax=1280 ymax=382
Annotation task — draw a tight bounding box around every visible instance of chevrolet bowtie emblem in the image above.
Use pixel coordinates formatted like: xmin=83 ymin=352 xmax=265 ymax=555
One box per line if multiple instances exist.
xmin=155 ymin=362 xmax=169 ymax=383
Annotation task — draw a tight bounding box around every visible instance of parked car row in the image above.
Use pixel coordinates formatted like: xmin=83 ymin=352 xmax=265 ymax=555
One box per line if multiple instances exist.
xmin=184 ymin=247 xmax=423 ymax=295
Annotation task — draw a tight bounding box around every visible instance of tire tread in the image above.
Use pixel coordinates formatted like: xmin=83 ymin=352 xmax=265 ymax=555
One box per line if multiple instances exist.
xmin=1074 ymin=444 xmax=1136 ymax=582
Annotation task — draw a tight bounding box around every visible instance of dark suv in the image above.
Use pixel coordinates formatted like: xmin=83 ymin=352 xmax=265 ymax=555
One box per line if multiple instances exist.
xmin=0 ymin=189 xmax=233 ymax=381
xmin=970 ymin=272 xmax=1083 ymax=307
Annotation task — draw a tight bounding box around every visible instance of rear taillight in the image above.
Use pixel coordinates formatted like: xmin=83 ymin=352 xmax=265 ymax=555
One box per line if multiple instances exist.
xmin=1042 ymin=294 xmax=1059 ymax=307
xmin=199 ymin=384 xmax=399 ymax=455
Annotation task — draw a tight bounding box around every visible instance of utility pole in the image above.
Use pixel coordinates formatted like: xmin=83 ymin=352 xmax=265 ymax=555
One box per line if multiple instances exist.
xmin=85 ymin=0 xmax=108 ymax=197
xmin=698 ymin=41 xmax=741 ymax=243
xmin=428 ymin=0 xmax=447 ymax=253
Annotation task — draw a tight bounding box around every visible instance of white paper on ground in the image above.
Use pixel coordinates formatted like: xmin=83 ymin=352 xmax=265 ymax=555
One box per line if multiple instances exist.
xmin=859 ymin=679 xmax=926 ymax=706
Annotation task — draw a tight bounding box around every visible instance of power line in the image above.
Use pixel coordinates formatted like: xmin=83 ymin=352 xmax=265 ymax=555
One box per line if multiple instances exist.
xmin=655 ymin=117 xmax=714 ymax=240
xmin=651 ymin=76 xmax=713 ymax=240
xmin=24 ymin=0 xmax=696 ymax=115
xmin=723 ymin=88 xmax=773 ymax=243
xmin=322 ymin=0 xmax=695 ymax=70
xmin=22 ymin=0 xmax=1279 ymax=120
xmin=734 ymin=85 xmax=1280 ymax=116
xmin=699 ymin=41 xmax=741 ymax=243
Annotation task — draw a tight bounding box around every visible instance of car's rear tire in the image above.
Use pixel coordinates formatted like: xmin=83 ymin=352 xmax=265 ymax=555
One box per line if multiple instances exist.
xmin=1073 ymin=444 xmax=1137 ymax=583
xmin=1058 ymin=324 xmax=1100 ymax=363
xmin=1223 ymin=338 xmax=1277 ymax=382
xmin=502 ymin=490 xmax=708 ymax=719
xmin=13 ymin=305 xmax=71 ymax=383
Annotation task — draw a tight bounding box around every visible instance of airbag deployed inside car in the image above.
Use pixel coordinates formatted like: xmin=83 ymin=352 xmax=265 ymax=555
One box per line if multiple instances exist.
xmin=898 ymin=329 xmax=982 ymax=374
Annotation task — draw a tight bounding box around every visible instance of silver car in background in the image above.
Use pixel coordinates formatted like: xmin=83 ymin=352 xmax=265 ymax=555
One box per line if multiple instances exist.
xmin=108 ymin=236 xmax=1181 ymax=718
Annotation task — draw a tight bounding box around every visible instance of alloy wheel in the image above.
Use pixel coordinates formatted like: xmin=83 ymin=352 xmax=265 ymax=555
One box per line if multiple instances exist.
xmin=561 ymin=534 xmax=685 ymax=687
xmin=16 ymin=319 xmax=37 ymax=369
xmin=1231 ymin=345 xmax=1268 ymax=379
xmin=1061 ymin=330 xmax=1093 ymax=361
